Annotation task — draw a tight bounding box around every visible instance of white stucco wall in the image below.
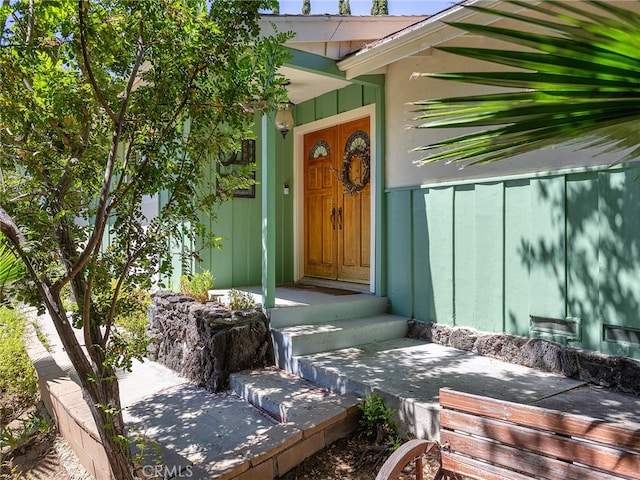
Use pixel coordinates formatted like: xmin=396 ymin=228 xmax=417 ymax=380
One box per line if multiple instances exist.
xmin=384 ymin=38 xmax=631 ymax=189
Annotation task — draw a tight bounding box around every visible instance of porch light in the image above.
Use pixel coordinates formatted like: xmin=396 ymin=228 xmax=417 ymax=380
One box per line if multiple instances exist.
xmin=275 ymin=102 xmax=295 ymax=138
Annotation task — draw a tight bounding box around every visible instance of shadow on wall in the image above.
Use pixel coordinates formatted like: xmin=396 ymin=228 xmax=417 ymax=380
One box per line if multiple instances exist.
xmin=411 ymin=191 xmax=436 ymax=323
xmin=518 ymin=166 xmax=640 ymax=356
xmin=393 ymin=160 xmax=640 ymax=359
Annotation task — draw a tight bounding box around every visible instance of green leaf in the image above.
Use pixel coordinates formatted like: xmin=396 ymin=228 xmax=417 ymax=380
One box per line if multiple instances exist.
xmin=413 ymin=0 xmax=640 ymax=165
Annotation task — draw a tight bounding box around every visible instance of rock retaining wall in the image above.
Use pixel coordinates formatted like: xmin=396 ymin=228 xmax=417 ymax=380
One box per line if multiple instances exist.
xmin=148 ymin=291 xmax=274 ymax=392
xmin=408 ymin=320 xmax=640 ymax=396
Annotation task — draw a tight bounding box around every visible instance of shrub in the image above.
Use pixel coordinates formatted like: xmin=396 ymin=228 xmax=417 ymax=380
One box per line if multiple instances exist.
xmin=92 ymin=280 xmax=153 ymax=372
xmin=0 ymin=308 xmax=37 ymax=420
xmin=113 ymin=282 xmax=151 ymax=338
xmin=180 ymin=270 xmax=214 ymax=303
xmin=359 ymin=393 xmax=401 ymax=448
xmin=228 ymin=289 xmax=255 ymax=310
xmin=0 ymin=411 xmax=49 ymax=451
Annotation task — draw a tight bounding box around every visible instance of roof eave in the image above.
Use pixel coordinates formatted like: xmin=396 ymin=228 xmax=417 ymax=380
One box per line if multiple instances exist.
xmin=337 ymin=0 xmax=535 ymax=80
xmin=259 ymin=14 xmax=428 ymax=44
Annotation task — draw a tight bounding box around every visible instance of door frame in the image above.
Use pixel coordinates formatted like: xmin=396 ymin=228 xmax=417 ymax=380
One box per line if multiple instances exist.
xmin=292 ymin=104 xmax=377 ymax=292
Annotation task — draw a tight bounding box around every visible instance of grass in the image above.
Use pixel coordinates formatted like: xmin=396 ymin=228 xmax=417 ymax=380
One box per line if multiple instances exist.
xmin=1 ymin=306 xmax=44 ymax=462
xmin=0 ymin=307 xmax=37 ymax=412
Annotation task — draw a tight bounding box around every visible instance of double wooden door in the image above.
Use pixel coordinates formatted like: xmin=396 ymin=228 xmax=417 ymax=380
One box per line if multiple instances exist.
xmin=303 ymin=117 xmax=371 ymax=283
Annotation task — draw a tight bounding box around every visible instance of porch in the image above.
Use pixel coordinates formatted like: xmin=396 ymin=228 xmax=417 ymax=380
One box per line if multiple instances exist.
xmin=30 ymin=286 xmax=640 ymax=479
xmin=214 ymin=284 xmax=640 ymax=440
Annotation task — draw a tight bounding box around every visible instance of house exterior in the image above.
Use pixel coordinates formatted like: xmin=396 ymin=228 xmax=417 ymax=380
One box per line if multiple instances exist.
xmin=186 ymin=1 xmax=640 ymax=361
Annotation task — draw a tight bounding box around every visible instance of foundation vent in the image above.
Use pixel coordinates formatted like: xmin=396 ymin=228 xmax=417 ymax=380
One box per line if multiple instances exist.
xmin=530 ymin=316 xmax=581 ymax=343
xmin=604 ymin=325 xmax=640 ymax=346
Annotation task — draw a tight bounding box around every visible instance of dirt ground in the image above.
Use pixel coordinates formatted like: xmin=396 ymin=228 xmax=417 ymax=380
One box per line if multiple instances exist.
xmin=280 ymin=430 xmax=441 ymax=480
xmin=0 ymin=431 xmax=91 ymax=480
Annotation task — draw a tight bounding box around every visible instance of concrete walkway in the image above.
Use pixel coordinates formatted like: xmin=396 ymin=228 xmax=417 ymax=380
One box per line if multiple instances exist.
xmin=33 ymin=313 xmax=360 ymax=479
xmin=32 ymin=300 xmax=640 ymax=479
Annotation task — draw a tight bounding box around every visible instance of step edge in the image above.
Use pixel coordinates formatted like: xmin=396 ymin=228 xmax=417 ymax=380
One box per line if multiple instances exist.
xmin=274 ymin=315 xmax=409 ymax=336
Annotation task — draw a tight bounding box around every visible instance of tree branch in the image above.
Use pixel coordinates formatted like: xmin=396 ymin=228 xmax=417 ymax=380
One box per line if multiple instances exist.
xmin=0 ymin=204 xmax=94 ymax=376
xmin=59 ymin=11 xmax=146 ymax=288
xmin=101 ymin=244 xmax=142 ymax=349
xmin=0 ymin=204 xmax=33 ymax=273
xmin=81 ymin=272 xmax=103 ymax=362
xmin=156 ymin=65 xmax=204 ymax=144
xmin=77 ymin=1 xmax=117 ymax=124
xmin=1 ymin=0 xmax=11 ymax=38
xmin=25 ymin=0 xmax=34 ymax=46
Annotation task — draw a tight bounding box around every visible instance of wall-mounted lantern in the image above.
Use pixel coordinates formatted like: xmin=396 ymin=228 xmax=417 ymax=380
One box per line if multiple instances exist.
xmin=275 ymin=101 xmax=295 ymax=138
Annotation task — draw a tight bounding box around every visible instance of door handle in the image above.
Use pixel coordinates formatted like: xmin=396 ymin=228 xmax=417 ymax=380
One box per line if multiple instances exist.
xmin=330 ymin=207 xmax=336 ymax=230
xmin=338 ymin=207 xmax=343 ymax=230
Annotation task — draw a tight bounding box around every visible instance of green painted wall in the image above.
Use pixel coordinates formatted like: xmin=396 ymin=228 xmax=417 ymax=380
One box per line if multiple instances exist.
xmin=387 ymin=164 xmax=640 ymax=359
xmin=193 ymin=82 xmax=380 ymax=289
xmin=198 ymin=119 xmax=293 ymax=288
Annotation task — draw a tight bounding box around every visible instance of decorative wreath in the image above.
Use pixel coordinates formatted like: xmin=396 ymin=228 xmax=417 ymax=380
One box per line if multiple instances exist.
xmin=341 ymin=145 xmax=370 ymax=195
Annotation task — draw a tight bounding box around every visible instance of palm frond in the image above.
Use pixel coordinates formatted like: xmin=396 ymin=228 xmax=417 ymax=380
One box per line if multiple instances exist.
xmin=412 ymin=0 xmax=640 ymax=165
xmin=0 ymin=238 xmax=24 ymax=294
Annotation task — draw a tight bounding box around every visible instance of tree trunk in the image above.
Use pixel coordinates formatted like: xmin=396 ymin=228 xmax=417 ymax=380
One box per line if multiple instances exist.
xmin=44 ymin=289 xmax=135 ymax=480
xmin=87 ymin=374 xmax=135 ymax=480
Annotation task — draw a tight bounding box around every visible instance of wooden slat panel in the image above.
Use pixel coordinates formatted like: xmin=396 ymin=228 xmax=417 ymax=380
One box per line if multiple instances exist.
xmin=426 ymin=187 xmax=455 ymax=325
xmin=529 ymin=176 xmax=566 ymax=319
xmin=441 ymin=431 xmax=629 ymax=480
xmin=453 ymin=185 xmax=476 ymax=326
xmin=439 ymin=388 xmax=640 ymax=454
xmin=387 ymin=190 xmax=413 ymax=318
xmin=504 ymin=179 xmax=531 ymax=336
xmin=442 ymin=451 xmax=534 ymax=480
xmin=566 ymin=173 xmax=599 ymax=349
xmin=598 ymin=168 xmax=640 ymax=359
xmin=412 ymin=190 xmax=432 ymax=321
xmin=474 ymin=182 xmax=504 ymax=332
xmin=315 ymin=90 xmax=338 ymax=119
xmin=338 ymin=84 xmax=363 ymax=113
xmin=441 ymin=409 xmax=640 ymax=478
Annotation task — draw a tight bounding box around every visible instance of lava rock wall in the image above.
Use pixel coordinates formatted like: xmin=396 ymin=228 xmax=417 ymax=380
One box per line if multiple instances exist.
xmin=148 ymin=291 xmax=274 ymax=392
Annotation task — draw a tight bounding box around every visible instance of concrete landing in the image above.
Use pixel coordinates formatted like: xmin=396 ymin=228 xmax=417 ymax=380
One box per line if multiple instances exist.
xmin=291 ymin=337 xmax=592 ymax=439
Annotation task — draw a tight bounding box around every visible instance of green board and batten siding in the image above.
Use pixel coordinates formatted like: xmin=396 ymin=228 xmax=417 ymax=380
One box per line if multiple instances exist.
xmin=387 ymin=164 xmax=640 ymax=359
xmin=196 ymin=83 xmax=381 ymax=289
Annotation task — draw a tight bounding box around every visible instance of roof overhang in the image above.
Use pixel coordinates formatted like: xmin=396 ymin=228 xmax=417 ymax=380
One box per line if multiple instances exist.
xmin=260 ymin=14 xmax=426 ymax=104
xmin=260 ymin=15 xmax=427 ymax=58
xmin=280 ymin=65 xmax=350 ymax=104
xmin=337 ymin=0 xmax=537 ymax=79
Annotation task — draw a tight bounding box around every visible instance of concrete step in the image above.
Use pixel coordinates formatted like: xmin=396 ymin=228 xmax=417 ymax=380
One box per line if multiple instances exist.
xmin=269 ymin=294 xmax=389 ymax=329
xmin=228 ymin=368 xmax=362 ymax=476
xmin=275 ymin=314 xmax=409 ymax=357
xmin=272 ymin=314 xmax=409 ymax=371
xmin=229 ymin=367 xmax=360 ymax=425
xmin=125 ymin=369 xmax=362 ymax=479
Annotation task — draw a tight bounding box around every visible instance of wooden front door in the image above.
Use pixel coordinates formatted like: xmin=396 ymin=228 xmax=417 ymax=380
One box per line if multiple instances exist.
xmin=303 ymin=117 xmax=371 ymax=283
